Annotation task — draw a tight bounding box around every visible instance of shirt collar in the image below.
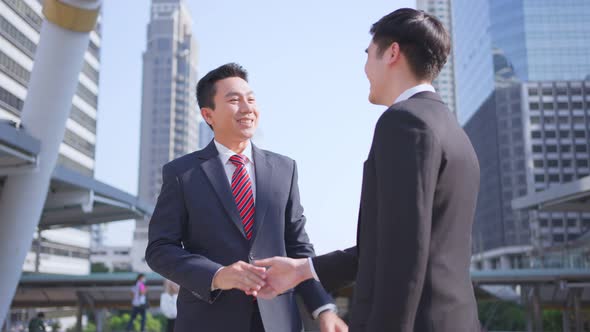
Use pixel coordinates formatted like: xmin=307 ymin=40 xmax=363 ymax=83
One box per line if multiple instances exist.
xmin=393 ymin=83 xmax=436 ymax=105
xmin=214 ymin=139 xmax=254 ymax=166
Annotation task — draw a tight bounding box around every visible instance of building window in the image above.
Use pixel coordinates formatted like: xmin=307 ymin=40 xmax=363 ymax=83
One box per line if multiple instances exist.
xmin=0 ymin=50 xmax=30 ymax=86
xmin=0 ymin=86 xmax=24 ymax=115
xmin=567 ymin=219 xmax=577 ymax=227
xmin=0 ymin=15 xmax=36 ymax=58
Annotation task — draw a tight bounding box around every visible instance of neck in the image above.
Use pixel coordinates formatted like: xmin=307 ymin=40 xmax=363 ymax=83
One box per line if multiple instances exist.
xmin=383 ymin=70 xmax=430 ymax=106
xmin=215 ymin=136 xmax=249 ymax=154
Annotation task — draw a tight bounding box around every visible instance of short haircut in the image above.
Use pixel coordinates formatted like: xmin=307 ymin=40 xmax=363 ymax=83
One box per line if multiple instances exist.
xmin=370 ymin=8 xmax=451 ymax=81
xmin=196 ymin=63 xmax=248 ymax=110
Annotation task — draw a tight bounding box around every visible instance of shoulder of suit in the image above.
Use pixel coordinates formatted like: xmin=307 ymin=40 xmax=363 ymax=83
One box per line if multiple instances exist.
xmin=377 ymin=107 xmax=430 ymax=131
xmin=162 ymin=150 xmax=200 ymax=175
xmin=256 ymin=148 xmax=295 ymax=165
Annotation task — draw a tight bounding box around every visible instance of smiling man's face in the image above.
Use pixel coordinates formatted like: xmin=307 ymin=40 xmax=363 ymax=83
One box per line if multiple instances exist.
xmin=202 ymin=76 xmax=259 ymax=144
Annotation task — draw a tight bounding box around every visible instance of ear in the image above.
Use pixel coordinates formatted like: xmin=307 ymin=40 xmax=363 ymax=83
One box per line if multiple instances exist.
xmin=201 ymin=107 xmax=214 ymax=125
xmin=385 ymin=42 xmax=401 ymax=65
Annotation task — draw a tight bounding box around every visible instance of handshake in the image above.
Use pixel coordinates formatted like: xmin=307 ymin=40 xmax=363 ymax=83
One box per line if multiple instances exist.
xmin=211 ymin=257 xmax=348 ymax=331
xmin=211 ymin=256 xmax=312 ymax=299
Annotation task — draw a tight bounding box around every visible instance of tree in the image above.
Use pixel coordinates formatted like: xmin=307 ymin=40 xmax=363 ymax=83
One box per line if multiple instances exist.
xmin=91 ymin=262 xmax=109 ymax=273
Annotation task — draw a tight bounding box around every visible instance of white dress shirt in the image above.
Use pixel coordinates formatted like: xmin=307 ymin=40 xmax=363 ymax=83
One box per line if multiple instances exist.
xmin=213 ymin=140 xmax=335 ymax=318
xmin=393 ymin=83 xmax=436 ymax=105
xmin=214 ymin=140 xmax=256 ymax=201
xmin=211 ymin=140 xmax=257 ymax=292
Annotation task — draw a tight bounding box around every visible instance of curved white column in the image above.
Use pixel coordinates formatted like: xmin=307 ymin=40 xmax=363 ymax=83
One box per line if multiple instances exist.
xmin=0 ymin=0 xmax=101 ymax=324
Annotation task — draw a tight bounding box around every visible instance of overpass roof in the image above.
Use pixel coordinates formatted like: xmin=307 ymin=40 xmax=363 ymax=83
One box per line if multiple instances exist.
xmin=0 ymin=120 xmax=153 ymax=228
xmin=512 ymin=176 xmax=590 ymax=213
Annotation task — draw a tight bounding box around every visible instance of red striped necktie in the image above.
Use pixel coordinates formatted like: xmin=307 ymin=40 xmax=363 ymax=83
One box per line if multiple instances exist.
xmin=229 ymin=154 xmax=255 ymax=239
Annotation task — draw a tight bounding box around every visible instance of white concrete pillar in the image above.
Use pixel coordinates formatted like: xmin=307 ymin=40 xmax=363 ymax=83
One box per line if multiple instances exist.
xmin=0 ymin=0 xmax=101 ymax=326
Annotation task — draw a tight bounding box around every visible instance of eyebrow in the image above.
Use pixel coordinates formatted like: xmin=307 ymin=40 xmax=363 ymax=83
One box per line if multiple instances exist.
xmin=224 ymin=91 xmax=255 ymax=98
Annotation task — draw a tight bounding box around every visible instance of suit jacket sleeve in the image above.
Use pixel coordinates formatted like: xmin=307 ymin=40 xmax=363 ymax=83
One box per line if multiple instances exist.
xmin=145 ymin=163 xmax=223 ymax=304
xmin=312 ymin=246 xmax=358 ymax=293
xmin=369 ymin=110 xmax=441 ymax=330
xmin=284 ymin=160 xmax=334 ymax=313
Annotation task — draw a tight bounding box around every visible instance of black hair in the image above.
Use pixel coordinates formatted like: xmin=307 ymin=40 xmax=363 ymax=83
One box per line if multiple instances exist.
xmin=370 ymin=8 xmax=451 ymax=80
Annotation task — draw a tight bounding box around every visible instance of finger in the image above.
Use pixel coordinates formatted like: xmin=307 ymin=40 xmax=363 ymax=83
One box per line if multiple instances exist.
xmin=235 ymin=281 xmax=255 ymax=293
xmin=239 ymin=274 xmax=265 ymax=291
xmin=256 ymin=287 xmax=278 ymax=300
xmin=243 ymin=270 xmax=266 ymax=287
xmin=252 ymin=257 xmax=276 ymax=267
xmin=243 ymin=263 xmax=268 ymax=278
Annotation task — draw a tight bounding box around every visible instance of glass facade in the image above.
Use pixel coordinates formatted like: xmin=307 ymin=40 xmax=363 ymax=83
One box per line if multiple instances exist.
xmin=451 ymin=0 xmax=494 ymax=124
xmin=453 ymin=0 xmax=590 ymax=123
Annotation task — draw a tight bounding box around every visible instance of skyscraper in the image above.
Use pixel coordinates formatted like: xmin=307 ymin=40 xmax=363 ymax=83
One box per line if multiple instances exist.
xmin=132 ymin=0 xmax=199 ymax=272
xmin=416 ymin=0 xmax=457 ymax=117
xmin=452 ymin=0 xmax=590 ymax=266
xmin=198 ymin=118 xmax=213 ymax=149
xmin=466 ymin=80 xmax=590 ymax=267
xmin=452 ymin=0 xmax=590 ymax=123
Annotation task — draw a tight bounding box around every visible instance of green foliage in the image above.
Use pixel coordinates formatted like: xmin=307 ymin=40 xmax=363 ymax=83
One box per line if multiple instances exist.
xmin=90 ymin=262 xmax=110 ymax=273
xmin=478 ymin=300 xmax=563 ymax=332
xmin=478 ymin=300 xmax=526 ymax=330
xmin=109 ymin=312 xmax=161 ymax=332
xmin=542 ymin=309 xmax=563 ymax=332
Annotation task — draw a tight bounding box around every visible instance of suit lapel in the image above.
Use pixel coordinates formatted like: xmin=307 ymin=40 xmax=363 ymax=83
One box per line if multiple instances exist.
xmin=199 ymin=141 xmax=246 ymax=238
xmin=250 ymin=144 xmax=272 ymax=243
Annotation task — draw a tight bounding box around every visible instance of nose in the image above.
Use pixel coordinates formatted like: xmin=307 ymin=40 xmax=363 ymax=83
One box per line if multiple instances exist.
xmin=240 ymin=101 xmax=255 ymax=114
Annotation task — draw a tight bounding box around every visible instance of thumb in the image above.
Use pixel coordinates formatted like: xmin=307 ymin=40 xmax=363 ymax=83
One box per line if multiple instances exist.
xmin=253 ymin=257 xmax=275 ymax=267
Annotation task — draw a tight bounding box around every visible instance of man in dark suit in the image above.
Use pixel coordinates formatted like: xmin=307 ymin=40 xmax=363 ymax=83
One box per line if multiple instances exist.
xmin=255 ymin=8 xmax=481 ymax=332
xmin=145 ymin=63 xmax=347 ymax=331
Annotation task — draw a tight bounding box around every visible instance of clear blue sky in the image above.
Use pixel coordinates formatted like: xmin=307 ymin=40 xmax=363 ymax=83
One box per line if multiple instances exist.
xmin=95 ymin=0 xmax=416 ymax=254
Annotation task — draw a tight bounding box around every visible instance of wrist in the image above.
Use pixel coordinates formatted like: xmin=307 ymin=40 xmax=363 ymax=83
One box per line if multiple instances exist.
xmin=318 ymin=308 xmax=338 ymax=319
xmin=211 ymin=266 xmax=225 ymax=290
xmin=295 ymin=258 xmax=312 ymax=283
